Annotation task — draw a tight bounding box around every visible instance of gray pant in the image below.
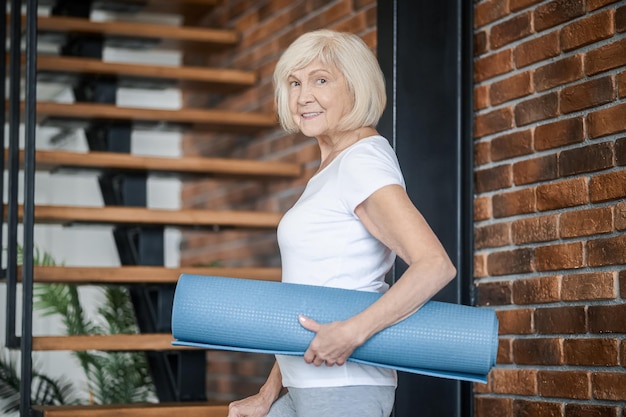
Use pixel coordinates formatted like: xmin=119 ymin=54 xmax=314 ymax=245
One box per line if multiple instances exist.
xmin=266 ymin=385 xmax=396 ymax=417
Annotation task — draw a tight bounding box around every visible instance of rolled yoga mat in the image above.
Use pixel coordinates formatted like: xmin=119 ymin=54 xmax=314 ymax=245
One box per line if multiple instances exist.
xmin=171 ymin=274 xmax=498 ymax=383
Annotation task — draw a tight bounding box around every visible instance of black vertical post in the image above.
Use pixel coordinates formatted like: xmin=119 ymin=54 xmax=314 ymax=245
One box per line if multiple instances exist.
xmin=21 ymin=0 xmax=39 ymax=415
xmin=5 ymin=0 xmax=23 ymax=349
xmin=377 ymin=1 xmax=474 ymax=416
xmin=0 ymin=0 xmax=6 ymax=281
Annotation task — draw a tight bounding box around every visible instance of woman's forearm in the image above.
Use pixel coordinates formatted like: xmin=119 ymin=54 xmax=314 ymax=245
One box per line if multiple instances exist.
xmin=258 ymin=362 xmax=283 ymax=404
xmin=349 ymin=254 xmax=456 ymax=345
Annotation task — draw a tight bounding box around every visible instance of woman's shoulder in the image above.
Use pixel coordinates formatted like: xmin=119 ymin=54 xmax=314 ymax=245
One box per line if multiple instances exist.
xmin=342 ymin=135 xmax=397 ymax=162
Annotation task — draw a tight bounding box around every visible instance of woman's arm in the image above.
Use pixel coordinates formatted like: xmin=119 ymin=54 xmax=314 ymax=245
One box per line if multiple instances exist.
xmin=300 ymin=184 xmax=457 ymax=367
xmin=227 ymin=361 xmax=283 ymax=417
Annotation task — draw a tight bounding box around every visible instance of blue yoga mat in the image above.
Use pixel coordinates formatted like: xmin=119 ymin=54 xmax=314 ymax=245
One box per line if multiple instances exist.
xmin=171 ymin=274 xmax=498 ymax=383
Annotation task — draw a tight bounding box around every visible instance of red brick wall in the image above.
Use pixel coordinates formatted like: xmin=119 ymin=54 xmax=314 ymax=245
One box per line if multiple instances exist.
xmin=181 ymin=0 xmax=376 ymax=401
xmin=473 ymin=0 xmax=626 ymax=415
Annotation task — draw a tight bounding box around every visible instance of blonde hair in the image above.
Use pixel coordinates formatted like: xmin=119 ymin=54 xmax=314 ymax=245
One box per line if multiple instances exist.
xmin=273 ymin=30 xmax=386 ymax=133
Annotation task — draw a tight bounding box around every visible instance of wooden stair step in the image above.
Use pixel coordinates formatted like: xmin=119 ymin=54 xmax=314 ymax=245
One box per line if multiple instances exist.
xmin=10 ymin=204 xmax=282 ymax=228
xmin=36 ymin=55 xmax=256 ymax=92
xmin=32 ymin=333 xmax=186 ymax=351
xmin=33 ymin=403 xmax=228 ymax=417
xmin=29 ymin=265 xmax=281 ymax=284
xmin=30 ymin=101 xmax=276 ymax=132
xmin=110 ymin=0 xmax=221 ymax=15
xmin=19 ymin=149 xmax=301 ymax=178
xmin=32 ymin=14 xmax=239 ymax=50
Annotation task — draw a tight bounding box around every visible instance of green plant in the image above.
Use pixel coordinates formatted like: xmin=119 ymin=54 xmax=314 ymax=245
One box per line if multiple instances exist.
xmin=0 ymin=349 xmax=78 ymax=413
xmin=1 ymin=246 xmax=156 ymax=413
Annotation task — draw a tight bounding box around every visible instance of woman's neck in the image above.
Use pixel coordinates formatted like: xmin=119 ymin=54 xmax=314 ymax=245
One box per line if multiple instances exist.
xmin=316 ymin=126 xmax=378 ymax=173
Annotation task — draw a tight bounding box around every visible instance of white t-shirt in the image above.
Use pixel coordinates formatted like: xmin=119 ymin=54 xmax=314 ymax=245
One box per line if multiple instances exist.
xmin=276 ymin=135 xmax=405 ymax=388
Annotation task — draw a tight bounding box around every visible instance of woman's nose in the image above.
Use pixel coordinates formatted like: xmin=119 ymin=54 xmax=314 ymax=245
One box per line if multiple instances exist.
xmin=297 ymin=85 xmax=314 ymax=104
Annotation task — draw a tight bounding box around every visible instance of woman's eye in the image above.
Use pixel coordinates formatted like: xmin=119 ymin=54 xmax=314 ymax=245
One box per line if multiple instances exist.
xmin=289 ymin=81 xmax=300 ymax=87
xmin=317 ymin=78 xmax=327 ymax=84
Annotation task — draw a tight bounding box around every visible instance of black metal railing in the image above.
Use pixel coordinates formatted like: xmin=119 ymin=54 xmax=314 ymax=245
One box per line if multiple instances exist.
xmin=3 ymin=0 xmax=39 ymax=415
xmin=21 ymin=0 xmax=40 ymax=415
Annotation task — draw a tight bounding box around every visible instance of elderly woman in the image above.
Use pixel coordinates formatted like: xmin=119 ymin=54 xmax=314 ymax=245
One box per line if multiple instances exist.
xmin=228 ymin=29 xmax=456 ymax=417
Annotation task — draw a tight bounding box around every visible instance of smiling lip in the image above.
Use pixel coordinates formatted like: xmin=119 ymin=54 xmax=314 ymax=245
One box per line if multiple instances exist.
xmin=301 ymin=112 xmax=322 ymax=119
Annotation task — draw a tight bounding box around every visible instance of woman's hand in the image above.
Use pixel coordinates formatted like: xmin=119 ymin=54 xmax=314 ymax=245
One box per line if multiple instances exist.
xmin=299 ymin=315 xmax=365 ymax=367
xmin=228 ymin=362 xmax=282 ymax=417
xmin=227 ymin=392 xmax=273 ymax=417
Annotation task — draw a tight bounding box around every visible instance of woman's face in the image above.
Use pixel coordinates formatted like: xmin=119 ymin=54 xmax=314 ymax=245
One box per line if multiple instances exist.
xmin=287 ymin=60 xmax=353 ymax=140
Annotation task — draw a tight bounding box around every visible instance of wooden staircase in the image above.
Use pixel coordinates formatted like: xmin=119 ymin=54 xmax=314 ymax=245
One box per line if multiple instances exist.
xmin=4 ymin=0 xmax=294 ymax=416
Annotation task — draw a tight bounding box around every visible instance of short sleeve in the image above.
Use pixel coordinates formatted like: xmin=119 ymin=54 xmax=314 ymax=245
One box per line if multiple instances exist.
xmin=337 ymin=138 xmax=406 ymax=213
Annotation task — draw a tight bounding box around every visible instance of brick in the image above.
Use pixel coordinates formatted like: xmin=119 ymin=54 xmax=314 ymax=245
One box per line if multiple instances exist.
xmin=561 ymin=142 xmax=615 ymax=177
xmin=587 ymin=0 xmax=622 ymax=11
xmin=561 ymin=9 xmax=615 ymax=51
xmin=586 ymin=37 xmax=626 ymax=75
xmin=474 ymin=107 xmax=514 ymax=138
xmin=617 ymin=201 xmax=626 ymax=230
xmin=561 ymin=76 xmax=616 ymax=114
xmin=330 ymin=11 xmax=368 ymax=33
xmin=513 ymin=338 xmax=562 ymax=365
xmin=513 ymin=399 xmax=563 ymax=417
xmin=512 ymin=215 xmax=558 ymax=244
xmin=475 ymin=141 xmax=491 ymax=166
xmin=497 ymin=338 xmax=513 ymax=364
xmin=475 ymin=222 xmax=511 ymax=249
xmin=565 ymin=404 xmax=620 ymax=417
xmin=617 ymin=137 xmax=626 ymax=165
xmin=619 ymin=70 xmax=626 ymax=97
xmin=474 ymin=50 xmax=514 ymax=83
xmin=474 ymin=253 xmax=488 ymax=278
xmin=534 ymin=117 xmax=584 ymax=151
xmin=592 ymin=372 xmax=626 ymax=401
xmin=534 ymin=55 xmax=584 ymax=92
xmin=474 ymin=396 xmax=512 ymax=417
xmin=513 ymin=155 xmax=558 ymax=186
xmin=562 ymin=272 xmax=616 ymax=301
xmin=589 ymin=235 xmax=626 ymax=267
xmin=474 ymin=31 xmax=488 ymax=56
xmin=491 ymin=368 xmax=537 ymax=395
xmin=476 ymin=281 xmax=512 ymax=306
xmin=491 ymin=130 xmax=533 ymax=161
xmin=493 ymin=188 xmax=536 ymax=218
xmin=497 ymin=308 xmax=534 ymax=334
xmin=589 ymin=304 xmax=626 ymax=333
xmin=515 ymin=93 xmax=559 ymax=126
xmin=511 ymin=0 xmax=543 ymax=11
xmin=534 ymin=0 xmax=585 ymax=31
xmin=537 ymin=177 xmax=588 ymax=211
xmin=490 ymin=72 xmax=533 ymax=106
xmin=535 ymin=242 xmax=584 ymax=271
xmin=560 ymin=206 xmax=613 ymax=238
xmin=622 ymin=335 xmax=626 ymax=363
xmin=475 ymin=164 xmax=513 ymax=193
xmin=538 ymin=370 xmax=590 ymax=399
xmin=564 ymin=338 xmax=619 ymax=366
xmin=618 ymin=4 xmax=626 ymax=32
xmin=535 ymin=305 xmax=587 ymax=334
xmin=515 ymin=31 xmax=560 ymax=68
xmin=491 ymin=13 xmax=533 ymax=49
xmin=474 ymin=0 xmax=509 ymax=28
xmin=474 ymin=379 xmax=491 ymax=394
xmin=589 ymin=170 xmax=626 ymax=202
xmin=474 ymin=196 xmax=492 ymax=221
xmin=474 ymin=84 xmax=489 ymax=110
xmin=513 ymin=275 xmax=560 ymax=304
xmin=487 ymin=248 xmax=534 ymax=276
